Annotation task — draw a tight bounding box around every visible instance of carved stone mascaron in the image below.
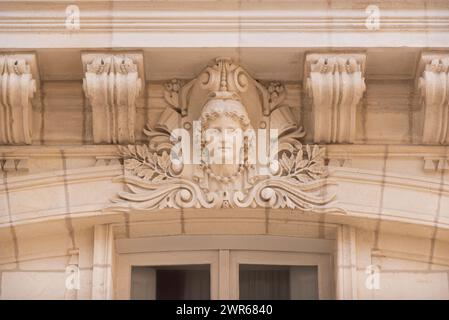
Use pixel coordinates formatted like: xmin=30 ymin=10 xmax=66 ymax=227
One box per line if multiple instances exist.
xmin=110 ymin=58 xmax=343 ymax=213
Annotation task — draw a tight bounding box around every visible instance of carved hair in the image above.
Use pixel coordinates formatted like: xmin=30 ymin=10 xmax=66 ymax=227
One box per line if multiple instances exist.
xmin=200 ymin=93 xmax=251 ymax=130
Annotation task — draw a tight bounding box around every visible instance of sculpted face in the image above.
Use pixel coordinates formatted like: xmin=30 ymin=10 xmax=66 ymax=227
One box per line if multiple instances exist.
xmin=205 ymin=114 xmax=242 ymax=164
xmin=200 ymin=97 xmax=250 ymax=180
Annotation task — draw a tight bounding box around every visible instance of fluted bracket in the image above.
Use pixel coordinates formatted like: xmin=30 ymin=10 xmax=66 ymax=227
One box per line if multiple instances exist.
xmin=417 ymin=53 xmax=449 ymax=144
xmin=304 ymin=53 xmax=366 ymax=144
xmin=0 ymin=53 xmax=39 ymax=145
xmin=82 ymin=52 xmax=144 ymax=144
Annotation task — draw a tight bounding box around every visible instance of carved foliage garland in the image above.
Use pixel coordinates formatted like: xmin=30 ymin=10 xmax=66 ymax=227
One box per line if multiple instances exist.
xmin=110 ymin=58 xmax=342 ymax=212
xmin=114 ymin=127 xmax=332 ymax=210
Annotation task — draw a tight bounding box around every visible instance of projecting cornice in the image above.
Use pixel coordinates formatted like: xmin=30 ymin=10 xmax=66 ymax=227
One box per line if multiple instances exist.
xmin=304 ymin=53 xmax=366 ymax=144
xmin=0 ymin=1 xmax=449 ymax=48
xmin=0 ymin=53 xmax=39 ymax=145
xmin=82 ymin=52 xmax=145 ymax=144
xmin=418 ymin=52 xmax=449 ymax=145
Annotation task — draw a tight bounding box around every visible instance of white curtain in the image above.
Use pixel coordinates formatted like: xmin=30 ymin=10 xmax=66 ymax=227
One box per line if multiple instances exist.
xmin=239 ymin=267 xmax=290 ymax=300
xmin=239 ymin=265 xmax=318 ymax=300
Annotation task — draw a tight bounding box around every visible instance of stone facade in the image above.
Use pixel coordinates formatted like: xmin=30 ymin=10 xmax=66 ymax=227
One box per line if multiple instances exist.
xmin=1 ymin=0 xmax=449 ymax=300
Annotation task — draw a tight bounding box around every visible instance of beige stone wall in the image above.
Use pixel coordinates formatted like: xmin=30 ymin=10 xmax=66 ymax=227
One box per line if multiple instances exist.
xmin=355 ymin=230 xmax=449 ymax=299
xmin=1 ymin=75 xmax=449 ymax=298
xmin=0 ymin=229 xmax=94 ymax=299
xmin=1 ymin=0 xmax=449 ymax=300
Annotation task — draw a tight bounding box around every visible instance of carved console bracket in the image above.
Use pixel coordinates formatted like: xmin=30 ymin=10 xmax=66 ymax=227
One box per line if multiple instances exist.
xmin=417 ymin=53 xmax=449 ymax=144
xmin=304 ymin=53 xmax=366 ymax=144
xmin=82 ymin=52 xmax=144 ymax=144
xmin=0 ymin=53 xmax=39 ymax=145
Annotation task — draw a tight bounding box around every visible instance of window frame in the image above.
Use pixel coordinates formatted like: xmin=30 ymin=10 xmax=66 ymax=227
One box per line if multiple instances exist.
xmin=115 ymin=235 xmax=334 ymax=300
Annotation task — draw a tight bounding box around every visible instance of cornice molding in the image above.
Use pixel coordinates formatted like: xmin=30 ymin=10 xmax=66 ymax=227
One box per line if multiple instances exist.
xmin=1 ymin=2 xmax=449 ymax=48
xmin=2 ymin=165 xmax=449 ymax=232
xmin=1 ymin=1 xmax=449 ymax=33
xmin=0 ymin=165 xmax=121 ymax=194
xmin=3 ymin=144 xmax=449 ymax=160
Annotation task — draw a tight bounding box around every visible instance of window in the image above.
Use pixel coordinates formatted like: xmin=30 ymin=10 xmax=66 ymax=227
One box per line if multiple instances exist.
xmin=239 ymin=265 xmax=318 ymax=300
xmin=131 ymin=265 xmax=211 ymax=300
xmin=116 ymin=236 xmax=333 ymax=299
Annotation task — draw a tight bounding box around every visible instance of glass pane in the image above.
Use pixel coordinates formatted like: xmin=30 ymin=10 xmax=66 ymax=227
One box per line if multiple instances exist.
xmin=239 ymin=265 xmax=318 ymax=300
xmin=131 ymin=265 xmax=210 ymax=300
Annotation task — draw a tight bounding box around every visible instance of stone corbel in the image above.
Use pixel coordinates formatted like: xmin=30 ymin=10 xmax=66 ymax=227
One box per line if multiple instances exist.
xmin=82 ymin=52 xmax=144 ymax=144
xmin=0 ymin=53 xmax=39 ymax=145
xmin=304 ymin=53 xmax=366 ymax=144
xmin=417 ymin=53 xmax=449 ymax=144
